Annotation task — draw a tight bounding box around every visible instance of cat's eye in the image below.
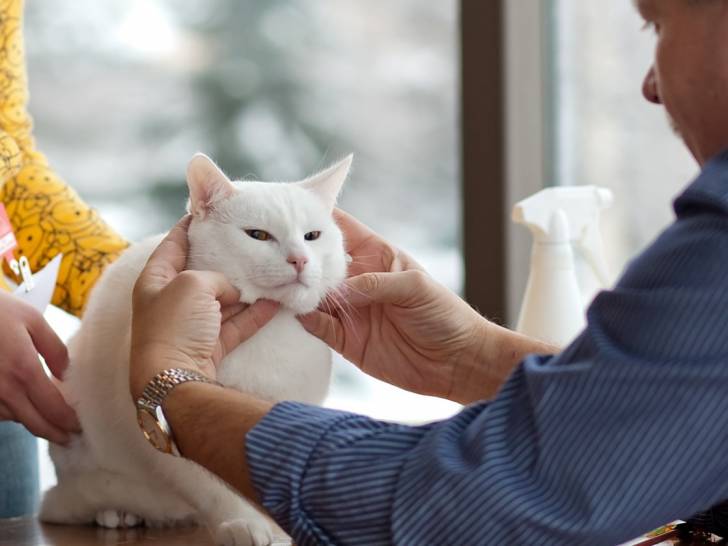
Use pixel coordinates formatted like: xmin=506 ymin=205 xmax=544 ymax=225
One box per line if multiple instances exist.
xmin=304 ymin=231 xmax=321 ymax=241
xmin=245 ymin=229 xmax=273 ymax=241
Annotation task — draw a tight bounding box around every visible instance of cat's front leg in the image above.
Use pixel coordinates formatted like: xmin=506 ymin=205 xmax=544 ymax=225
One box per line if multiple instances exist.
xmin=40 ymin=468 xmax=196 ymax=528
xmin=201 ymin=487 xmax=275 ymax=546
xmin=214 ymin=514 xmax=275 ymax=546
xmin=157 ymin=457 xmax=277 ymax=546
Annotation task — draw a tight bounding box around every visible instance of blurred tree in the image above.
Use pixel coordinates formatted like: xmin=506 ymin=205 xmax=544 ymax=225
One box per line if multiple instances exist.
xmin=168 ymin=0 xmax=339 ymax=180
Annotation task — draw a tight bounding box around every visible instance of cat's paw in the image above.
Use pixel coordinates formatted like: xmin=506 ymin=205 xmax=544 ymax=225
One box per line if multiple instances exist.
xmin=95 ymin=509 xmax=143 ymax=529
xmin=215 ymin=518 xmax=274 ymax=546
xmin=39 ymin=485 xmax=93 ymax=524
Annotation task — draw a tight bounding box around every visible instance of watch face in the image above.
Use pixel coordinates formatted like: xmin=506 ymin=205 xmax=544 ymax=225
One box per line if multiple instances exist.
xmin=138 ymin=408 xmax=172 ymax=454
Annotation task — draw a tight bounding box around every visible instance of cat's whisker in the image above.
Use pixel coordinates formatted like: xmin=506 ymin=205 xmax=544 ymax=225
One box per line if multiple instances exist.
xmin=320 ymin=294 xmax=339 ymax=349
xmin=325 ymin=289 xmax=361 ymax=346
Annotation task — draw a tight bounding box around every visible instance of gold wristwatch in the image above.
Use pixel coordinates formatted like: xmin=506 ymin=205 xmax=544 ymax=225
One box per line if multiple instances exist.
xmin=135 ymin=368 xmax=222 ymax=456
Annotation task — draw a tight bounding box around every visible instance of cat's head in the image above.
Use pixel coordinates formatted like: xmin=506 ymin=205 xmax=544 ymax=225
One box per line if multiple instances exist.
xmin=185 ymin=153 xmax=351 ymax=314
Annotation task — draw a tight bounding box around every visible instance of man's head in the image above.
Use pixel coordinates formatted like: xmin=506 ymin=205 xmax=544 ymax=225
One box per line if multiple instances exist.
xmin=636 ymin=0 xmax=728 ymax=165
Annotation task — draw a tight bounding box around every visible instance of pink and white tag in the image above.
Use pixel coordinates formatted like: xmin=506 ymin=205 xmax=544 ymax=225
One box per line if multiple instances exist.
xmin=0 ymin=202 xmax=61 ymax=312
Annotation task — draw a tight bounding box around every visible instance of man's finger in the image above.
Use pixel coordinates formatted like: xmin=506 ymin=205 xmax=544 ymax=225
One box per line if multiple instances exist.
xmin=333 ymin=208 xmax=380 ymax=252
xmin=297 ymin=310 xmax=345 ymax=354
xmin=26 ymin=364 xmax=81 ymax=433
xmin=24 ymin=313 xmax=69 ymax=381
xmin=139 ymin=215 xmax=192 ymax=291
xmin=6 ymin=391 xmax=70 ymax=445
xmin=221 ymin=302 xmax=247 ymax=322
xmin=0 ymin=401 xmax=12 ymax=421
xmin=219 ymin=300 xmax=280 ymax=358
xmin=340 ymin=270 xmax=426 ymax=307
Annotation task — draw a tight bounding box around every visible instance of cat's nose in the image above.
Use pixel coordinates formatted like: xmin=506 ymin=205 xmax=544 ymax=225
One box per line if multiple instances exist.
xmin=287 ymin=255 xmax=308 ymax=274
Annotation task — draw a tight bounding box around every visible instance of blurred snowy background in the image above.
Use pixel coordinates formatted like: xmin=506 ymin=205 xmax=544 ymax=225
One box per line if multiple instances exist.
xmin=28 ymin=0 xmax=461 ymax=489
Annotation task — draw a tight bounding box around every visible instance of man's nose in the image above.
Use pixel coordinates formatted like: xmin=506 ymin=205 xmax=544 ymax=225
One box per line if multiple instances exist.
xmin=642 ymin=66 xmax=662 ymax=104
xmin=287 ymin=255 xmax=308 ymax=274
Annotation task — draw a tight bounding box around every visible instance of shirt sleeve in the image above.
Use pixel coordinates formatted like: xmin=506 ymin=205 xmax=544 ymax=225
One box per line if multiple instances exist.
xmin=247 ymin=153 xmax=728 ymax=546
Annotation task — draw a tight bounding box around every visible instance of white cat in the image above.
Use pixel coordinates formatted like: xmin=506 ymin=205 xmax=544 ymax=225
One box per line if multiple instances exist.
xmin=39 ymin=153 xmax=352 ymax=546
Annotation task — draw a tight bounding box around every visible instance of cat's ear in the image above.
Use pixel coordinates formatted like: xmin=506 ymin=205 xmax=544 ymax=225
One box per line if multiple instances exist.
xmin=186 ymin=153 xmax=236 ymax=218
xmin=298 ymin=154 xmax=352 ymax=211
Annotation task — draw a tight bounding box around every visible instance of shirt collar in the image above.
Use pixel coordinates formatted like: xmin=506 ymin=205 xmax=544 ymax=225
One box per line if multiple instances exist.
xmin=675 ymin=148 xmax=728 ymax=213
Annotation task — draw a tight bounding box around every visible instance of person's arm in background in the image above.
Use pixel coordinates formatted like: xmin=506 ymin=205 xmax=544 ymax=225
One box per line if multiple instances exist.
xmin=0 ymin=0 xmax=129 ymax=317
xmin=0 ymin=46 xmax=80 ymax=443
xmin=0 ymin=292 xmax=79 ymax=443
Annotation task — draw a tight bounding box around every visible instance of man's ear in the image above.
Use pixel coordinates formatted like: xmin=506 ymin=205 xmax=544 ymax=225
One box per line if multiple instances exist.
xmin=186 ymin=153 xmax=236 ymax=218
xmin=298 ymin=154 xmax=353 ymax=211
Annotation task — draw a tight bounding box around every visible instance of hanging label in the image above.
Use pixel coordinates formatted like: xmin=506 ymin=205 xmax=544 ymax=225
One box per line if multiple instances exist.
xmin=0 ymin=203 xmax=17 ymax=264
xmin=17 ymin=256 xmax=34 ymax=292
xmin=12 ymin=254 xmax=61 ymax=312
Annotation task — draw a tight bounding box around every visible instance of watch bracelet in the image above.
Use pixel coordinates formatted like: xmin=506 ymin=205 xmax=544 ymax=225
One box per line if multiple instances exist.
xmin=137 ymin=368 xmax=222 ymax=412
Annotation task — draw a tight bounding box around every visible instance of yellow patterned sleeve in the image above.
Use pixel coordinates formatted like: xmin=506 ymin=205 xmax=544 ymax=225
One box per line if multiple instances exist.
xmin=0 ymin=0 xmax=129 ymax=317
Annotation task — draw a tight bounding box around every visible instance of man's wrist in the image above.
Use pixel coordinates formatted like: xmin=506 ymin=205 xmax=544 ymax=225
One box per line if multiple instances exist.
xmin=160 ymin=381 xmax=274 ymax=502
xmin=450 ymin=320 xmax=559 ymax=405
xmin=449 ymin=319 xmax=493 ymax=404
xmin=130 ymin=350 xmax=209 ymax=401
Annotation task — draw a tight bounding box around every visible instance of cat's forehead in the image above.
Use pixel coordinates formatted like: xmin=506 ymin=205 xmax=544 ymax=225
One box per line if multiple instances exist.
xmin=224 ymin=181 xmax=329 ymax=228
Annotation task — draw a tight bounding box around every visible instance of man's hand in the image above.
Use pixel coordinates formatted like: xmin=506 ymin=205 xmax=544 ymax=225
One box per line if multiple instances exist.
xmin=130 ymin=216 xmax=279 ymax=400
xmin=0 ymin=292 xmax=79 ymax=444
xmin=298 ymin=210 xmax=489 ymax=403
xmin=300 ymin=210 xmax=558 ymax=404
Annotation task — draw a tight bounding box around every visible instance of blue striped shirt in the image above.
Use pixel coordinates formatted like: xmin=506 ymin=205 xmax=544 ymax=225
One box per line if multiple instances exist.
xmin=246 ymin=150 xmax=728 ymax=545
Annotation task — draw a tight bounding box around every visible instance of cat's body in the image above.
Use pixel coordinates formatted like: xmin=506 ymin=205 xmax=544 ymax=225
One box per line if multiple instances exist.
xmin=40 ymin=154 xmax=352 ymax=546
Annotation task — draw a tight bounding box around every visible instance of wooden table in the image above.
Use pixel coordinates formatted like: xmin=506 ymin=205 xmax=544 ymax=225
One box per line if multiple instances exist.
xmin=0 ymin=518 xmax=292 ymax=546
xmin=4 ymin=517 xmax=725 ymax=546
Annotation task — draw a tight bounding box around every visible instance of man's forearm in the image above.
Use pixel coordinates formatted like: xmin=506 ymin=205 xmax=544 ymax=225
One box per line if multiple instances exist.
xmin=160 ymin=382 xmax=273 ymax=502
xmin=452 ymin=321 xmax=559 ymax=405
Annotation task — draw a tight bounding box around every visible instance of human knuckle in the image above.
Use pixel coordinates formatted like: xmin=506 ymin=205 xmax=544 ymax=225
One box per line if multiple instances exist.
xmin=177 ymin=270 xmax=203 ymax=289
xmin=362 ymin=273 xmax=381 ymax=293
xmin=24 ymin=422 xmax=45 ymax=438
xmin=57 ymin=343 xmax=70 ymax=363
xmin=20 ymin=305 xmax=42 ymax=328
xmin=381 ymin=245 xmax=397 ymax=270
xmin=132 ymin=279 xmax=147 ymax=301
xmin=12 ymin=362 xmax=35 ymax=386
xmin=406 ymin=269 xmax=429 ymax=288
xmin=0 ymin=382 xmax=9 ymax=403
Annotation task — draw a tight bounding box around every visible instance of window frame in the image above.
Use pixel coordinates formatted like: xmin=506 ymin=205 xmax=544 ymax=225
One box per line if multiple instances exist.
xmin=460 ymin=0 xmax=552 ymax=326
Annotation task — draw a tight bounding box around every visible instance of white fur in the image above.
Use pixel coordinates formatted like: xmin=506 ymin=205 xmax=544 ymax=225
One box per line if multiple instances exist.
xmin=40 ymin=154 xmax=352 ymax=546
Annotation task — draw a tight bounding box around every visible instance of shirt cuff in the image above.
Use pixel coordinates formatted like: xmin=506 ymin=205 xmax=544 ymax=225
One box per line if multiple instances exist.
xmin=246 ymin=401 xmax=362 ymax=538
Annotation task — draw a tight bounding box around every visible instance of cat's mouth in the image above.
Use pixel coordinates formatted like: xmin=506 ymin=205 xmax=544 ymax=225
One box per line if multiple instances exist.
xmin=271 ymin=279 xmax=309 ymax=290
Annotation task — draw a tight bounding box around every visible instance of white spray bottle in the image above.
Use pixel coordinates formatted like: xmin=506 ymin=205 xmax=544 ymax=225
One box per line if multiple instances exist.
xmin=512 ymin=186 xmax=613 ymax=347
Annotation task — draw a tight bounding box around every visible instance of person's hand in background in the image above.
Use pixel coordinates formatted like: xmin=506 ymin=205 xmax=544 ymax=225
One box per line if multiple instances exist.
xmin=130 ymin=216 xmax=279 ymax=400
xmin=299 ymin=209 xmax=557 ymax=404
xmin=0 ymin=292 xmax=79 ymax=444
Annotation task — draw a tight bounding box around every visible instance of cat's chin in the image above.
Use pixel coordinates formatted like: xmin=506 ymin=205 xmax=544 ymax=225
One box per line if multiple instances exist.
xmin=249 ymin=284 xmax=322 ymax=315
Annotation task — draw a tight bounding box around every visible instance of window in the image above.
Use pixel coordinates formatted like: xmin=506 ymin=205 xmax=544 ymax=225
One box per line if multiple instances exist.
xmin=552 ymin=0 xmax=698 ymax=278
xmin=27 ymin=0 xmax=461 ymax=489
